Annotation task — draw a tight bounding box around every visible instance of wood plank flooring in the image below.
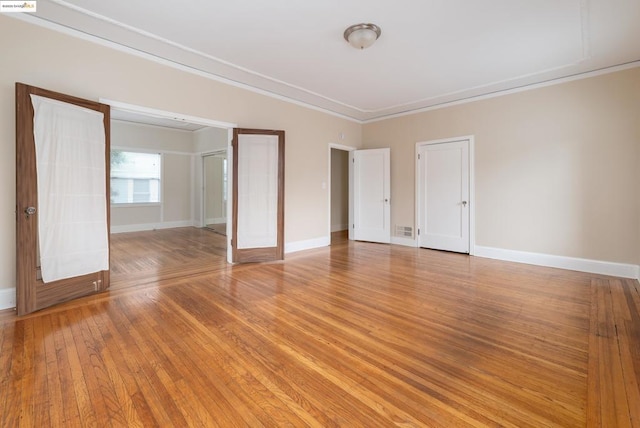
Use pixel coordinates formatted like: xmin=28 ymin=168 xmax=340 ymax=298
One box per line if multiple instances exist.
xmin=1 ymin=228 xmax=639 ymax=427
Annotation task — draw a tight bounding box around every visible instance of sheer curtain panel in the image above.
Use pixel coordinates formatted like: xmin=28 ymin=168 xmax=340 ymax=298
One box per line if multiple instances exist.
xmin=31 ymin=94 xmax=109 ymax=283
xmin=237 ymin=134 xmax=279 ymax=249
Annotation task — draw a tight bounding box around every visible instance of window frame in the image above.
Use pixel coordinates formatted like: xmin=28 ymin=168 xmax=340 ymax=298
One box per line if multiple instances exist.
xmin=110 ymin=149 xmax=163 ymax=207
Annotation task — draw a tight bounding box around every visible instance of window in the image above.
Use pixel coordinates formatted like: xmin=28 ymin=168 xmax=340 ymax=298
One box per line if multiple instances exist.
xmin=110 ymin=151 xmax=161 ymax=204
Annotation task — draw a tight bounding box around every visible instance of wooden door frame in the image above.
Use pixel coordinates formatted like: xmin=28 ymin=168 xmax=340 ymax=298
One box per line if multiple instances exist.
xmin=231 ymin=128 xmax=285 ymax=263
xmin=15 ymin=83 xmax=111 ymax=315
xmin=414 ymin=135 xmax=476 ymax=255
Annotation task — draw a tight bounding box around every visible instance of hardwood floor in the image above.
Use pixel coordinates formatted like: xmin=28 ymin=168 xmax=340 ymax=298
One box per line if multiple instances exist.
xmin=205 ymin=223 xmax=227 ymax=236
xmin=1 ymin=228 xmax=639 ymax=427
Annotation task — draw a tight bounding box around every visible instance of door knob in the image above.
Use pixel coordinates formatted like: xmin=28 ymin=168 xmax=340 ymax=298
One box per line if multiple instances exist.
xmin=461 ymin=201 xmax=467 ymax=207
xmin=25 ymin=206 xmax=36 ymax=216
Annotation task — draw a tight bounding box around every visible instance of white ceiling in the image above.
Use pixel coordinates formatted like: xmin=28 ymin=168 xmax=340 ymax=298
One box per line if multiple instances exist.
xmin=23 ymin=0 xmax=640 ymax=122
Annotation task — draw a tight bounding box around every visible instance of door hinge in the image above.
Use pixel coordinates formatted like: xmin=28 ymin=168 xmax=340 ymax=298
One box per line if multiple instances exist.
xmin=418 ymin=153 xmax=421 ymax=160
xmin=418 ymin=228 xmax=420 ymax=235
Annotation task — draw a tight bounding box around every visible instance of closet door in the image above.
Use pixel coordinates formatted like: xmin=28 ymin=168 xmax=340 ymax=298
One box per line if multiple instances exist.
xmin=231 ymin=128 xmax=284 ymax=263
xmin=16 ymin=83 xmax=111 ymax=315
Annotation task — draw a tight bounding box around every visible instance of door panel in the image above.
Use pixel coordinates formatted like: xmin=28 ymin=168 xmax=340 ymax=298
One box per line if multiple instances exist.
xmin=352 ymin=148 xmax=390 ymax=244
xmin=231 ymin=128 xmax=284 ymax=263
xmin=15 ymin=83 xmax=110 ymax=315
xmin=418 ymin=140 xmax=469 ymax=253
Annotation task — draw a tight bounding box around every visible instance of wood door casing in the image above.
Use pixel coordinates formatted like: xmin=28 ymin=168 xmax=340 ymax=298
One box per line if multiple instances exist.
xmin=15 ymin=83 xmax=111 ymax=316
xmin=231 ymin=128 xmax=284 ymax=263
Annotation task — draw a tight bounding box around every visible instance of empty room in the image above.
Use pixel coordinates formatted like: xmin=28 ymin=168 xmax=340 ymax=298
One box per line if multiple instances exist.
xmin=1 ymin=1 xmax=639 ymax=426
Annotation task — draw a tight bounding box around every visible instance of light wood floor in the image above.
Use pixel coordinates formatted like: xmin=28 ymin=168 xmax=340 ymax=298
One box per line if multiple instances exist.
xmin=1 ymin=228 xmax=639 ymax=427
xmin=205 ymin=223 xmax=227 ymax=236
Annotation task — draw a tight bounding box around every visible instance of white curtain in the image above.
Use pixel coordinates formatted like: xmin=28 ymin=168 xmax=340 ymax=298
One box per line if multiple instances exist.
xmin=31 ymin=95 xmax=109 ymax=283
xmin=237 ymin=134 xmax=278 ymax=249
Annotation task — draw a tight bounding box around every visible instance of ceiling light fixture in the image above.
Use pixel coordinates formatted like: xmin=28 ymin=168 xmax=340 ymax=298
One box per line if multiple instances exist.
xmin=343 ymin=23 xmax=381 ymax=50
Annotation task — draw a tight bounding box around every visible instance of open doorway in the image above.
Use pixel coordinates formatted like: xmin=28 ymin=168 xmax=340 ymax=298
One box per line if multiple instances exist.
xmin=106 ymin=100 xmax=236 ymax=279
xmin=203 ymin=150 xmax=227 ymax=236
xmin=329 ymin=145 xmax=354 ymax=244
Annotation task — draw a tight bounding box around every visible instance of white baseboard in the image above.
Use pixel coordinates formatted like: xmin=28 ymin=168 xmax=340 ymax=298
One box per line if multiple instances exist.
xmin=285 ymin=236 xmax=330 ymax=254
xmin=331 ymin=224 xmax=349 ymax=233
xmin=474 ymin=245 xmax=640 ymax=279
xmin=391 ymin=236 xmax=418 ymax=247
xmin=111 ymin=220 xmax=195 ymax=234
xmin=0 ymin=288 xmax=16 ymax=311
xmin=205 ymin=217 xmax=226 ymax=225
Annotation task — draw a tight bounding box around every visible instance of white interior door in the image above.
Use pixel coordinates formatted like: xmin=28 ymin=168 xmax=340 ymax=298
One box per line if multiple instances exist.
xmin=352 ymin=148 xmax=390 ymax=243
xmin=418 ymin=140 xmax=470 ymax=253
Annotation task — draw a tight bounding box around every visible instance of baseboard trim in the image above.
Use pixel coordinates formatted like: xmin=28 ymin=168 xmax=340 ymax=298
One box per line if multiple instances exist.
xmin=391 ymin=236 xmax=418 ymax=247
xmin=205 ymin=217 xmax=226 ymax=225
xmin=474 ymin=245 xmax=640 ymax=279
xmin=0 ymin=288 xmax=16 ymax=311
xmin=285 ymin=236 xmax=330 ymax=254
xmin=111 ymin=220 xmax=195 ymax=234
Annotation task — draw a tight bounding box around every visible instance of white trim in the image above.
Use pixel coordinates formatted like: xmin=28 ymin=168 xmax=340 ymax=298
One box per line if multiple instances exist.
xmin=225 ymin=130 xmax=233 ymax=264
xmin=415 ymin=136 xmax=475 ymax=255
xmin=110 ymin=220 xmax=195 ymax=234
xmin=474 ymin=245 xmax=640 ymax=279
xmin=111 ymin=145 xmax=192 ymax=156
xmin=206 ymin=217 xmax=226 ymax=225
xmin=0 ymin=288 xmax=16 ymax=311
xmin=7 ymin=14 xmax=360 ymax=123
xmin=111 ymin=118 xmax=195 ymax=134
xmin=363 ymin=62 xmax=640 ymax=123
xmin=12 ymin=12 xmax=637 ymax=123
xmin=102 ymin=99 xmax=237 ymax=129
xmin=391 ymin=237 xmax=418 ymax=248
xmin=285 ymin=236 xmax=330 ymax=254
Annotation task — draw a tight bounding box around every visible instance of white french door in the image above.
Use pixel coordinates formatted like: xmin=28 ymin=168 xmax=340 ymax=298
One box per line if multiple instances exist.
xmin=418 ymin=139 xmax=470 ymax=253
xmin=351 ymin=148 xmax=391 ymax=244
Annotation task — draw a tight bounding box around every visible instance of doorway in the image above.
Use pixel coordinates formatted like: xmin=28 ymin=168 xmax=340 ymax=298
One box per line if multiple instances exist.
xmin=105 ymin=99 xmax=235 ymax=263
xmin=203 ymin=151 xmax=228 ymax=236
xmin=329 ymin=144 xmax=355 ymax=244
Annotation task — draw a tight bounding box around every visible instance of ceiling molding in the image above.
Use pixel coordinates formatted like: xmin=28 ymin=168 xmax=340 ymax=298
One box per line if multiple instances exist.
xmin=8 ymin=0 xmax=640 ymax=123
xmin=362 ymin=61 xmax=640 ymax=124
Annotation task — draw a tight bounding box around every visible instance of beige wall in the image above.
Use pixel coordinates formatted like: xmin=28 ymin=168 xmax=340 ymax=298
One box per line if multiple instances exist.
xmin=110 ymin=121 xmax=194 ymax=229
xmin=194 ymin=127 xmax=228 ymax=153
xmin=1 ymin=14 xmax=636 ymax=295
xmin=0 ymin=16 xmax=361 ymax=290
xmin=363 ymin=68 xmax=640 ymax=265
xmin=204 ymin=155 xmax=226 ymax=223
xmin=112 ymin=120 xmax=194 ymax=152
xmin=163 ymin=154 xmax=193 ymax=222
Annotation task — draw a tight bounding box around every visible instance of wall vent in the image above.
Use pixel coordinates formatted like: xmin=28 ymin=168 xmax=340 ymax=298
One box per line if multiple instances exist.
xmin=394 ymin=225 xmax=413 ymax=237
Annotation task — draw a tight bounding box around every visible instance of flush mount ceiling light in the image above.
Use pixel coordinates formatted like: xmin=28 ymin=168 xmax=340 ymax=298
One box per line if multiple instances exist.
xmin=343 ymin=23 xmax=382 ymax=50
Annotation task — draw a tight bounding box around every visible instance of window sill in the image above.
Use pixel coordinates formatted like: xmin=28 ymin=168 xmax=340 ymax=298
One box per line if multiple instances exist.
xmin=111 ymin=203 xmax=162 ymax=208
